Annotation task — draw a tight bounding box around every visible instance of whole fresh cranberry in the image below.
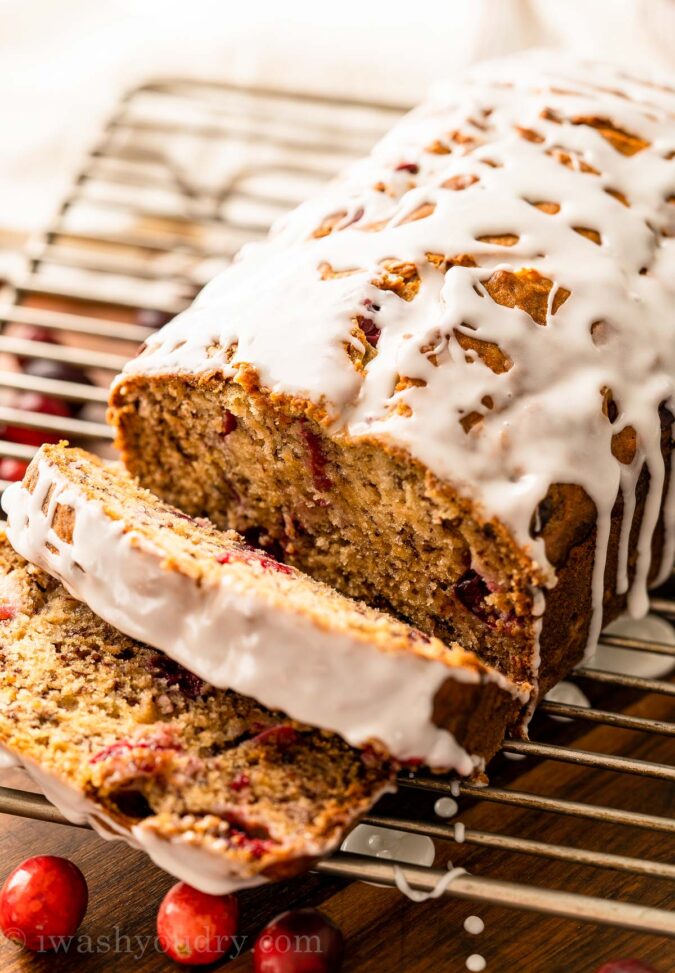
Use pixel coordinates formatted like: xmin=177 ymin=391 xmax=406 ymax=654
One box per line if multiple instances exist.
xmin=157 ymin=882 xmax=239 ymax=965
xmin=14 ymin=326 xmax=59 ymax=358
xmin=16 ymin=391 xmax=72 ymax=420
xmin=0 ymin=855 xmax=88 ymax=951
xmin=594 ymin=961 xmax=658 ymax=973
xmin=254 ymin=909 xmax=344 ymax=973
xmin=0 ymin=457 xmax=29 ymax=482
xmin=136 ymin=309 xmax=172 ymax=329
xmin=0 ymin=392 xmax=72 ymax=448
xmin=22 ymin=359 xmax=94 ymax=416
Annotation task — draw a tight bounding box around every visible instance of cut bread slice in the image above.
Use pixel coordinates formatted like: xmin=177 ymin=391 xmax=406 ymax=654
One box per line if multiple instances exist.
xmin=0 ymin=534 xmax=394 ymax=893
xmin=2 ymin=443 xmax=529 ymax=773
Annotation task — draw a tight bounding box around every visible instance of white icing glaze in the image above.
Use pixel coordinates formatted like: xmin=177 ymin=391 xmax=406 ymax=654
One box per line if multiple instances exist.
xmin=341 ymin=824 xmax=435 ymax=869
xmin=466 ymin=954 xmax=487 ymax=972
xmin=597 ymin=613 xmax=675 ymax=678
xmin=543 ymin=680 xmax=591 ymax=721
xmin=464 ymin=915 xmax=485 ymax=935
xmin=0 ymin=747 xmax=20 ymax=770
xmin=434 ymin=796 xmax=459 ymax=818
xmin=0 ymin=746 xmax=266 ymax=895
xmin=114 ymin=51 xmax=675 ymax=671
xmin=2 ymin=457 xmax=519 ymax=772
xmin=394 ymin=864 xmax=466 ymax=903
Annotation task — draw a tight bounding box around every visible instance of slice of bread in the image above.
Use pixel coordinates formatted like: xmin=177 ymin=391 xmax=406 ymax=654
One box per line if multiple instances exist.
xmin=3 ymin=443 xmax=528 ymax=773
xmin=0 ymin=533 xmax=394 ymax=893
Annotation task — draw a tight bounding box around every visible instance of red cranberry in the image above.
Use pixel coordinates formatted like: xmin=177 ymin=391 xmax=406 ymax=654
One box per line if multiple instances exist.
xmin=0 ymin=855 xmax=88 ymax=952
xmin=0 ymin=458 xmax=28 ymax=482
xmin=0 ymin=392 xmax=72 ymax=447
xmin=300 ymin=425 xmax=333 ymax=493
xmin=455 ymin=569 xmax=493 ymax=622
xmin=147 ymin=652 xmax=206 ymax=698
xmin=254 ymin=551 xmax=292 ymax=575
xmin=595 ymin=962 xmax=658 ymax=973
xmin=14 ymin=327 xmax=59 ymax=364
xmin=229 ymin=772 xmax=250 ymax=792
xmin=0 ymin=604 xmax=17 ymax=621
xmin=226 ymin=830 xmax=270 ymax=860
xmin=157 ymin=882 xmax=238 ymax=966
xmin=395 ymin=162 xmax=419 ymax=174
xmin=136 ymin=309 xmax=172 ymax=329
xmin=251 ymin=724 xmax=299 ymax=748
xmin=22 ymin=359 xmax=93 ymax=416
xmin=17 ymin=391 xmax=72 ymax=419
xmin=221 ymin=410 xmax=237 ymax=437
xmin=358 ymin=316 xmax=381 ymax=348
xmin=90 ymin=730 xmax=182 ymax=764
xmin=254 ymin=909 xmax=344 ymax=973
xmin=359 ymin=300 xmax=381 ymax=347
xmin=216 ymin=548 xmax=293 ymax=576
xmin=221 ymin=811 xmax=272 ymax=859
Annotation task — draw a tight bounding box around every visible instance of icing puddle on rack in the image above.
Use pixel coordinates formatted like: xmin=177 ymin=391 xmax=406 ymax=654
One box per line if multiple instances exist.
xmin=342 ymin=795 xmax=486 ymax=967
xmin=597 ymin=613 xmax=675 ymax=679
xmin=341 ymin=823 xmax=435 ymax=872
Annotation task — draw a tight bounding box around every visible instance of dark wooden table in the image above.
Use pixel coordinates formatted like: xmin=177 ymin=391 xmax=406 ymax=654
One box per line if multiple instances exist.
xmin=1 ymin=688 xmax=673 ymax=973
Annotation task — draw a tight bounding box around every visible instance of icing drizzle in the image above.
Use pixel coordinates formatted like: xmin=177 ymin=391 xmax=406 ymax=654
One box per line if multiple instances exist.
xmin=3 ymin=456 xmax=522 ymax=771
xmin=116 ymin=52 xmax=675 ymax=661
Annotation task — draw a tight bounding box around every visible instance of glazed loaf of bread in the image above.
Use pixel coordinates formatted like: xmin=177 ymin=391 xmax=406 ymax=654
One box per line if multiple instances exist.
xmin=2 ymin=443 xmax=526 ymax=772
xmin=109 ymin=53 xmax=675 ymax=699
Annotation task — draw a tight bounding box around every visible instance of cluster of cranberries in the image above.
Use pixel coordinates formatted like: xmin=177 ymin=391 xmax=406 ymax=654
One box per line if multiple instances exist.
xmin=0 ymin=326 xmax=88 ymax=482
xmin=0 ymin=856 xmax=345 ymax=969
xmin=0 ymin=312 xmax=169 ymax=483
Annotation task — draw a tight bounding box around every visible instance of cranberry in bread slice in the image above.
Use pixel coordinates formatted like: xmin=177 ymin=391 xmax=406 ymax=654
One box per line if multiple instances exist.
xmin=0 ymin=533 xmax=394 ymax=894
xmin=3 ymin=443 xmax=529 ymax=774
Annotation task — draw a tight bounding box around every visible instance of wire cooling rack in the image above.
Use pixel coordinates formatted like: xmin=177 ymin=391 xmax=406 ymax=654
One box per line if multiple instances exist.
xmin=0 ymin=78 xmax=673 ymax=938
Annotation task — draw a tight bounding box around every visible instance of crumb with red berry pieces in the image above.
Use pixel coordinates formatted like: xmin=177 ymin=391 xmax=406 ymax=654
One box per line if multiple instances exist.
xmin=2 ymin=442 xmax=528 ymax=773
xmin=0 ymin=534 xmax=395 ymax=893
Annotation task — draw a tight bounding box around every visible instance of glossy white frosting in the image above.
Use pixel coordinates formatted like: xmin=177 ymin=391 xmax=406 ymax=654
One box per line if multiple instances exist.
xmin=2 ymin=456 xmax=519 ymax=772
xmin=393 ymin=863 xmax=467 ymax=903
xmin=114 ymin=51 xmax=675 ymax=671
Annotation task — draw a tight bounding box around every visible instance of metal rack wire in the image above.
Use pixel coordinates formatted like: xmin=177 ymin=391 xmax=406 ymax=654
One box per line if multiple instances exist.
xmin=0 ymin=78 xmax=673 ymax=938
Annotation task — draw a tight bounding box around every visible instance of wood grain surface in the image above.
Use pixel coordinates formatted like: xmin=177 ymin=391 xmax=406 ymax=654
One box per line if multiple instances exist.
xmin=0 ymin=685 xmax=673 ymax=973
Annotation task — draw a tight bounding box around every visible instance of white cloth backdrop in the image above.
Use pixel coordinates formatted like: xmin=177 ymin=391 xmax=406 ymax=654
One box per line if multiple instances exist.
xmin=0 ymin=0 xmax=673 ymax=234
